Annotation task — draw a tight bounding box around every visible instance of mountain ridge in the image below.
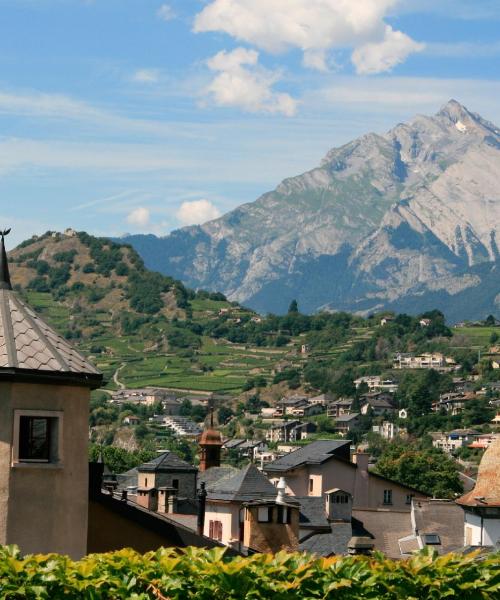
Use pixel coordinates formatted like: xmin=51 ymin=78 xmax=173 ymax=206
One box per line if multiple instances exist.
xmin=120 ymin=100 xmax=500 ymax=321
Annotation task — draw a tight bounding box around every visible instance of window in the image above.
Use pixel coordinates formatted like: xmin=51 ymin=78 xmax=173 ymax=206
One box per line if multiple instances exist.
xmin=422 ymin=533 xmax=441 ymax=545
xmin=383 ymin=489 xmax=393 ymax=505
xmin=277 ymin=505 xmax=284 ymax=523
xmin=309 ymin=478 xmax=314 ymax=493
xmin=208 ymin=520 xmax=223 ymax=541
xmin=258 ymin=506 xmax=272 ymax=522
xmin=277 ymin=505 xmax=290 ymax=524
xmin=172 ymin=479 xmax=179 ymax=490
xmin=333 ymin=494 xmax=349 ymax=504
xmin=19 ymin=417 xmax=50 ymax=461
xmin=406 ymin=494 xmax=414 ymax=505
xmin=12 ymin=410 xmax=63 ymax=466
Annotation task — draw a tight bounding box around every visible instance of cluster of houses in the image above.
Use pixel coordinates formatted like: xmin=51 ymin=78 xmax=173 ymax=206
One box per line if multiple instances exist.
xmin=2 ymin=234 xmax=500 ymax=561
xmin=393 ymin=352 xmax=459 ymax=371
xmin=431 ymin=430 xmax=497 ymax=454
xmin=108 ymin=425 xmax=500 ymax=558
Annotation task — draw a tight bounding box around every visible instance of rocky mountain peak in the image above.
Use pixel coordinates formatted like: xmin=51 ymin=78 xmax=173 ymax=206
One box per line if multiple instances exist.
xmin=121 ymin=102 xmax=500 ymax=320
xmin=437 ymin=99 xmax=474 ymax=123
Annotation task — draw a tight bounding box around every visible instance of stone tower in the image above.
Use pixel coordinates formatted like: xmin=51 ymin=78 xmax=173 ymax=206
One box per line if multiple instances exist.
xmin=198 ymin=406 xmax=223 ymax=472
xmin=0 ymin=230 xmax=102 ymax=558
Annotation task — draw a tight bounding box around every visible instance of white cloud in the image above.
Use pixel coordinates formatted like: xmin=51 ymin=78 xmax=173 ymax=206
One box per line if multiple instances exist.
xmin=351 ymin=26 xmax=425 ymax=75
xmin=132 ymin=69 xmax=161 ymax=84
xmin=157 ymin=4 xmax=176 ymax=21
xmin=194 ymin=0 xmax=422 ymax=74
xmin=127 ymin=207 xmax=150 ymax=227
xmin=205 ymin=47 xmax=297 ymax=116
xmin=176 ymin=199 xmax=221 ymax=226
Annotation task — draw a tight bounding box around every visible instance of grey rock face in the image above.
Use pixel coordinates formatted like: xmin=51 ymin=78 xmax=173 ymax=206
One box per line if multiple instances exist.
xmin=122 ymin=100 xmax=500 ymax=320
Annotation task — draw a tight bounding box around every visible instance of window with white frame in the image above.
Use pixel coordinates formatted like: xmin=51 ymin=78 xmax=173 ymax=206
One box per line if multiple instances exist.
xmin=258 ymin=506 xmax=272 ymax=522
xmin=12 ymin=410 xmax=63 ymax=466
xmin=383 ymin=489 xmax=393 ymax=505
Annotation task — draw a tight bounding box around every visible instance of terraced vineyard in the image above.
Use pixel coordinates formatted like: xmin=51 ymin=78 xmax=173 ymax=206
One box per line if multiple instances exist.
xmin=19 ymin=288 xmax=378 ymax=395
xmin=11 ymin=231 xmax=380 ymax=397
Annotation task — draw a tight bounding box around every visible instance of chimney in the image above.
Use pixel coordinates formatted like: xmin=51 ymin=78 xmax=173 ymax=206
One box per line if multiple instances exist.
xmin=352 ymin=451 xmax=369 ymax=472
xmin=197 ymin=482 xmax=207 ymax=536
xmin=136 ymin=487 xmax=158 ymax=511
xmin=167 ymin=488 xmax=178 ymax=514
xmin=276 ymin=477 xmax=287 ymax=504
xmin=347 ymin=536 xmax=374 ymax=555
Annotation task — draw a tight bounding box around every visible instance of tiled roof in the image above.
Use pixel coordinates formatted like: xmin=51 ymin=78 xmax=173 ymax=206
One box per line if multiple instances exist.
xmin=457 ymin=435 xmax=500 ymax=507
xmin=207 ymin=463 xmax=277 ymax=501
xmin=264 ymin=440 xmax=351 ymax=473
xmin=352 ymin=509 xmax=412 ymax=559
xmin=138 ymin=451 xmax=197 ymax=473
xmin=411 ymin=499 xmax=464 ymax=553
xmin=198 ymin=466 xmax=238 ymax=488
xmin=0 ymin=288 xmax=101 ymax=380
xmin=299 ymin=523 xmax=352 ymax=557
xmin=296 ymin=496 xmax=330 ymax=529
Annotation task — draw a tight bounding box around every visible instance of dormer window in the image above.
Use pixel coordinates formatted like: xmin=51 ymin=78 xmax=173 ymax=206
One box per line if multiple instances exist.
xmin=12 ymin=410 xmax=63 ymax=467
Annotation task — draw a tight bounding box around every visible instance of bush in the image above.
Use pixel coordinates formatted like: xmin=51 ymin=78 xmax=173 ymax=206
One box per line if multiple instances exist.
xmin=82 ymin=262 xmax=95 ymax=273
xmin=0 ymin=546 xmax=499 ymax=599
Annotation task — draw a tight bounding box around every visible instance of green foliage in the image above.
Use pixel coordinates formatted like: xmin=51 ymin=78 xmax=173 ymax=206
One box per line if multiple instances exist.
xmin=373 ymin=440 xmax=463 ymax=498
xmin=53 ymin=249 xmax=77 ymax=263
xmin=27 ymin=276 xmax=50 ymax=293
xmin=127 ymin=271 xmax=169 ymax=314
xmin=288 ymin=298 xmax=299 ymax=313
xmin=0 ymin=545 xmax=499 ymax=599
xmin=88 ymin=444 xmax=155 ymax=474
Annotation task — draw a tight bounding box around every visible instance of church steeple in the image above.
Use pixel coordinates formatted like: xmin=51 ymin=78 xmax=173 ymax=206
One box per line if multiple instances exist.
xmin=0 ymin=228 xmax=12 ymax=290
xmin=198 ymin=401 xmax=223 ymax=472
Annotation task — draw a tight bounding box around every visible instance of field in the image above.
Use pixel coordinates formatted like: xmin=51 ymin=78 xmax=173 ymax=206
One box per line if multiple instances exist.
xmin=21 ymin=291 xmax=379 ymax=395
xmin=452 ymin=326 xmax=498 ymax=349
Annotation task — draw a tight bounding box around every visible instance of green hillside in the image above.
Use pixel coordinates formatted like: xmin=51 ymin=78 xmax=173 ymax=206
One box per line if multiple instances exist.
xmin=10 ymin=231 xmax=375 ymax=396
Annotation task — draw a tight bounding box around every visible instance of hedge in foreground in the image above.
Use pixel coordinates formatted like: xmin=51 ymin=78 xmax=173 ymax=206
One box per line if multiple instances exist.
xmin=0 ymin=545 xmax=499 ymax=599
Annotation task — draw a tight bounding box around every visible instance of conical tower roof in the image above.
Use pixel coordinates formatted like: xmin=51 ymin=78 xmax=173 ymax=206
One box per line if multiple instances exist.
xmin=199 ymin=408 xmax=223 ymax=447
xmin=0 ymin=231 xmax=102 ymax=388
xmin=457 ymin=435 xmax=500 ymax=507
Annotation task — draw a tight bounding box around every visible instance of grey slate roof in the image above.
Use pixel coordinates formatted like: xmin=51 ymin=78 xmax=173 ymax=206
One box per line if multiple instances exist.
xmin=335 ymin=413 xmax=360 ymax=422
xmin=0 ymin=287 xmax=101 ymax=379
xmin=352 ymin=509 xmax=412 ymax=558
xmin=198 ymin=466 xmax=238 ymax=488
xmin=296 ymin=496 xmax=330 ymax=529
xmin=299 ymin=523 xmax=352 ymax=557
xmin=138 ymin=451 xmax=197 ymax=473
xmin=264 ymin=440 xmax=351 ymax=473
xmin=412 ymin=500 xmax=464 ymax=553
xmin=207 ymin=463 xmax=277 ymax=501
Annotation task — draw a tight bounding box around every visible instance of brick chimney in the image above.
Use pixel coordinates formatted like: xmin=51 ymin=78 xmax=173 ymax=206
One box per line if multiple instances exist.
xmin=353 ymin=451 xmax=370 ymax=508
xmin=136 ymin=487 xmax=158 ymax=511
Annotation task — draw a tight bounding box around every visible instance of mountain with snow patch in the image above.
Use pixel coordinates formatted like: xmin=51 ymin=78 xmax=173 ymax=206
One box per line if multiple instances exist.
xmin=121 ymin=100 xmax=500 ymax=321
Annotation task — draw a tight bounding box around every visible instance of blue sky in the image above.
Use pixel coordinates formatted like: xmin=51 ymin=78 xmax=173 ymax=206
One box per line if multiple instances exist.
xmin=0 ymin=0 xmax=499 ymax=246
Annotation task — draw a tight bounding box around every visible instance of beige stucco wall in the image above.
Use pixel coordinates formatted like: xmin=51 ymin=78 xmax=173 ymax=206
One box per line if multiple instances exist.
xmin=269 ymin=458 xmax=425 ymax=511
xmin=0 ymin=381 xmax=90 ymax=558
xmin=204 ymin=501 xmax=240 ymax=545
